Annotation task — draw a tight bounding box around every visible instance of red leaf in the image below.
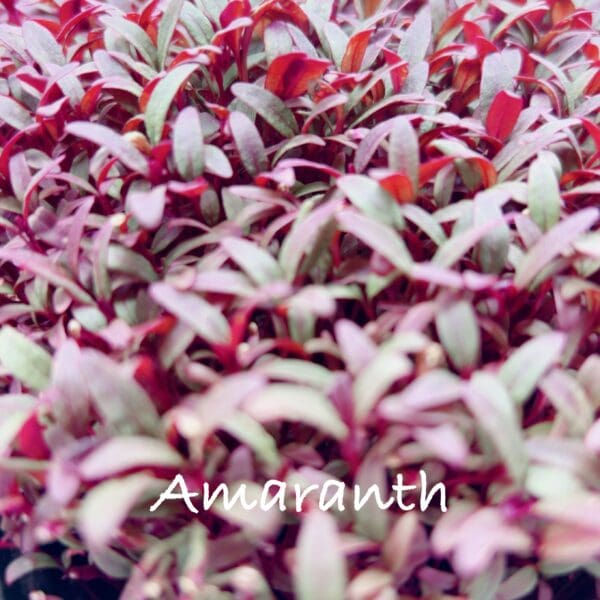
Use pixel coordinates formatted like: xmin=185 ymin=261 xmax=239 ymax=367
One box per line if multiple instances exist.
xmin=462 ymin=21 xmax=485 ymax=44
xmin=585 ymin=70 xmax=600 ymax=96
xmin=493 ymin=3 xmax=548 ymax=39
xmin=583 ymin=41 xmax=599 ymax=61
xmin=551 ymin=0 xmax=575 ymax=24
xmin=217 ymin=1 xmax=251 ymax=59
xmin=265 ymin=52 xmax=330 ymax=99
xmin=453 ymin=58 xmax=480 ymax=93
xmin=170 ymin=48 xmax=210 ymax=68
xmin=59 ymin=0 xmax=78 ymax=21
xmin=80 ymin=82 xmax=103 ymax=117
xmin=16 ymin=414 xmax=49 ymax=460
xmin=23 ymin=155 xmax=64 ymax=218
xmin=418 ymin=156 xmax=454 ymax=185
xmin=29 ymin=18 xmax=61 ymax=36
xmin=485 ymin=91 xmax=523 ymax=142
xmin=341 ymin=28 xmax=373 ymax=73
xmin=582 ymin=118 xmax=600 ymax=152
xmin=0 ymin=0 xmax=19 ymax=24
xmin=585 ymin=289 xmax=600 ymax=316
xmin=220 ymin=0 xmax=250 ymax=27
xmin=15 ymin=71 xmax=46 ymax=94
xmin=381 ymin=48 xmax=409 ymax=93
xmin=57 ymin=5 xmax=102 ymax=43
xmin=362 ymin=0 xmax=382 ymax=17
xmin=377 ymin=172 xmax=415 ymax=204
xmin=253 ymin=0 xmax=310 ymax=34
xmin=139 ymin=0 xmax=160 ymax=28
xmin=462 ymin=23 xmax=497 ymax=58
xmin=134 ymin=356 xmax=173 ymax=413
xmin=277 ymin=158 xmax=340 ymax=179
xmin=139 ymin=77 xmax=161 ymax=113
xmin=516 ymin=75 xmax=562 ymax=115
xmin=437 ymin=2 xmax=476 ymax=41
xmin=476 ymin=36 xmax=497 ymax=58
xmin=167 ymin=177 xmax=208 ymax=198
xmin=123 ymin=115 xmax=145 ymax=133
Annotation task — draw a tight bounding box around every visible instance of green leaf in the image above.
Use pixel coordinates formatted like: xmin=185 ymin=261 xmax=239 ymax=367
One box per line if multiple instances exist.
xmin=354 ymin=456 xmax=390 ymax=541
xmin=273 ymin=134 xmax=326 ymax=164
xmin=498 ymin=568 xmax=538 ymax=600
xmin=322 ymin=21 xmax=348 ymax=68
xmin=221 ymin=413 xmax=280 ymax=469
xmin=435 ymin=300 xmax=480 ymax=371
xmin=245 ymin=384 xmax=348 ymax=440
xmin=210 ymin=481 xmax=281 ymax=538
xmin=22 ymin=21 xmax=64 ymax=68
xmin=79 ymin=437 xmax=183 ymax=480
xmin=157 ymin=0 xmax=184 ymax=70
xmin=433 ymin=215 xmax=502 ymax=269
xmin=353 ymin=353 xmax=413 ymax=422
xmin=402 ymin=204 xmax=447 ymax=246
xmin=78 ymin=473 xmax=160 ymax=550
xmin=337 ymin=175 xmax=400 ymax=226
xmin=528 ymin=156 xmax=561 ymax=232
xmin=0 ymin=96 xmax=32 ymax=130
xmin=101 ymin=16 xmax=158 ymax=69
xmin=66 ymin=121 xmax=149 ymax=176
xmin=0 ymin=326 xmax=51 ymax=391
xmin=5 ymin=554 xmax=59 ymax=586
xmin=539 ymin=369 xmax=593 ymax=435
xmin=279 ymin=199 xmax=338 ymax=280
xmin=499 ymin=333 xmax=565 ymax=405
xmin=264 ymin=21 xmax=294 ymax=65
xmin=91 ymin=221 xmax=112 ymax=300
xmin=180 ymin=2 xmax=213 ymax=45
xmin=295 ymin=510 xmax=347 ymax=600
xmin=336 ymin=209 xmax=413 ymax=274
xmin=232 ymin=82 xmax=298 ymax=138
xmin=398 ymin=6 xmax=431 ymax=67
xmin=474 ymin=190 xmax=510 ymax=274
xmin=72 ymin=306 xmax=108 ymax=331
xmin=257 ymin=358 xmax=335 ymax=389
xmin=80 ymin=350 xmax=161 ymax=435
xmin=515 ymin=208 xmax=599 ymax=289
xmin=145 ymin=63 xmax=199 ymax=145
xmin=0 ymin=396 xmax=36 ymax=455
xmin=1 ymin=248 xmax=95 ymax=304
xmin=388 ymin=117 xmax=419 ymax=192
xmin=107 ymin=244 xmax=158 ymax=282
xmin=204 ymin=145 xmax=233 ymax=178
xmin=150 ymin=282 xmax=231 ymax=344
xmin=173 ymin=106 xmax=205 ymax=180
xmin=88 ymin=547 xmax=132 ymax=579
xmin=496 ymin=119 xmax=578 ymax=181
xmin=302 ymin=0 xmax=334 ymax=30
xmin=221 ymin=237 xmax=283 ymax=286
xmin=466 ymin=373 xmax=527 ymax=482
xmin=228 ymin=111 xmax=268 ymax=177
xmin=379 ymin=369 xmax=464 ymax=418
xmin=480 ymin=49 xmax=521 ymax=120
xmin=197 ymin=0 xmax=228 ymax=24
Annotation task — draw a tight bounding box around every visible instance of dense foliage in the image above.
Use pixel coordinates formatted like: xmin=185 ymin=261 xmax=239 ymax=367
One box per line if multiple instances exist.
xmin=0 ymin=0 xmax=599 ymax=597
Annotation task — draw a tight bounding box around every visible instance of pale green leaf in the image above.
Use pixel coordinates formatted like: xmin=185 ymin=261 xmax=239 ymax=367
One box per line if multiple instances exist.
xmin=145 ymin=63 xmax=199 ymax=145
xmin=157 ymin=0 xmax=184 ymax=69
xmin=232 ymin=82 xmax=298 ymax=138
xmin=0 ymin=326 xmax=51 ymax=391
